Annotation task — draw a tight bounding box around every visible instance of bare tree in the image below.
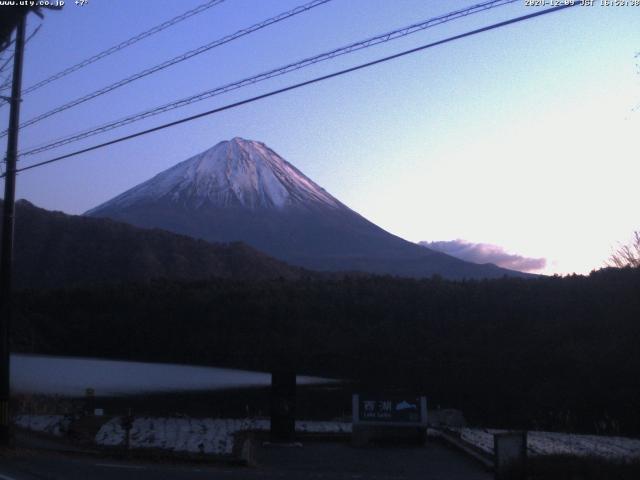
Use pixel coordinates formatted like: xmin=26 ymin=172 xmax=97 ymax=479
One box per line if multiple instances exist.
xmin=608 ymin=231 xmax=640 ymax=268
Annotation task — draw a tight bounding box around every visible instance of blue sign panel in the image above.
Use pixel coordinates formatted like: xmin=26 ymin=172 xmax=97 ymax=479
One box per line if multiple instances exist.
xmin=353 ymin=394 xmax=427 ymax=426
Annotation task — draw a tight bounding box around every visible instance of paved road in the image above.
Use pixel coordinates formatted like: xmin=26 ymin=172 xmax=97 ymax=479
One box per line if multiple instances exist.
xmin=0 ymin=441 xmax=492 ymax=480
xmin=254 ymin=441 xmax=492 ymax=480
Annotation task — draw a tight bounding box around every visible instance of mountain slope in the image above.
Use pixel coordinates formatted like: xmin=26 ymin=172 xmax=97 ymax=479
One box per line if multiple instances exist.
xmin=5 ymin=200 xmax=305 ymax=289
xmin=86 ymin=137 xmax=530 ymax=279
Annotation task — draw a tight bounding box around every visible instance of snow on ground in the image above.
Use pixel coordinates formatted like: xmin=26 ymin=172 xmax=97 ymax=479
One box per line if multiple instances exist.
xmin=11 ymin=354 xmax=333 ymax=397
xmin=452 ymin=427 xmax=640 ymax=461
xmin=17 ymin=413 xmax=640 ymax=461
xmin=95 ymin=417 xmax=352 ymax=456
xmin=14 ymin=414 xmax=71 ymax=436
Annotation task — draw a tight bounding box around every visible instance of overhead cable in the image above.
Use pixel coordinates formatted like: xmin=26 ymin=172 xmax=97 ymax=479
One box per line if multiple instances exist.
xmin=0 ymin=0 xmax=227 ymax=96
xmin=20 ymin=0 xmax=518 ymax=157
xmin=1 ymin=0 xmax=332 ymax=137
xmin=8 ymin=3 xmax=578 ymax=177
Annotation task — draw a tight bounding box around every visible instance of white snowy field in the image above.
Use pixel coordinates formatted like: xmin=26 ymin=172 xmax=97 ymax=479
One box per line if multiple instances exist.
xmin=14 ymin=414 xmax=71 ymax=437
xmin=15 ymin=414 xmax=640 ymax=461
xmin=13 ymin=414 xmax=350 ymax=454
xmin=452 ymin=427 xmax=640 ymax=462
xmin=94 ymin=417 xmax=351 ymax=456
xmin=11 ymin=354 xmax=333 ymax=397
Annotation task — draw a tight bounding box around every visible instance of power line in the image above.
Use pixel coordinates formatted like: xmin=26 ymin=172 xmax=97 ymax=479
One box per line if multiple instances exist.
xmin=0 ymin=51 xmax=15 ymax=89
xmin=0 ymin=24 xmax=42 ymax=79
xmin=7 ymin=3 xmax=578 ymax=178
xmin=0 ymin=24 xmax=41 ymax=90
xmin=0 ymin=0 xmax=332 ymax=138
xmin=0 ymin=0 xmax=226 ymax=96
xmin=0 ymin=53 xmax=15 ymax=76
xmin=0 ymin=38 xmax=15 ymax=56
xmin=0 ymin=74 xmax=11 ymax=92
xmin=19 ymin=0 xmax=519 ymax=158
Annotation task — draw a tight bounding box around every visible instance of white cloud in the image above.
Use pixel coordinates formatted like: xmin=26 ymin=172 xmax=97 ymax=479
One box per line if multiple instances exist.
xmin=421 ymin=239 xmax=546 ymax=273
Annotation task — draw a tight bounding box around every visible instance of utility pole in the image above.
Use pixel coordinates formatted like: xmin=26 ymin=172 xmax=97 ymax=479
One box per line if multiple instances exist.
xmin=0 ymin=13 xmax=26 ymax=447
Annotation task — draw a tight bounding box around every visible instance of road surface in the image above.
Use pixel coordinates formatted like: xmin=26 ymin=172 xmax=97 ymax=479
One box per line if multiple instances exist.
xmin=0 ymin=440 xmax=492 ymax=479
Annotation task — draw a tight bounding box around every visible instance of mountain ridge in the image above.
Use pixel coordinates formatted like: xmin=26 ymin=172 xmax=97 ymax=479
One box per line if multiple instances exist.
xmin=4 ymin=199 xmax=307 ymax=289
xmin=86 ymin=137 xmax=533 ymax=280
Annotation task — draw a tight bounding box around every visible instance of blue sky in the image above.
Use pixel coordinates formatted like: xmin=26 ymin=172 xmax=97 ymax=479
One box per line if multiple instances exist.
xmin=1 ymin=0 xmax=638 ymax=275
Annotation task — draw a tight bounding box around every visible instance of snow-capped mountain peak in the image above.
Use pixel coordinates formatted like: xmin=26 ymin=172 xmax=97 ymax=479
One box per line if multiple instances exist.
xmin=86 ymin=137 xmax=530 ymax=280
xmin=89 ymin=137 xmax=340 ymax=212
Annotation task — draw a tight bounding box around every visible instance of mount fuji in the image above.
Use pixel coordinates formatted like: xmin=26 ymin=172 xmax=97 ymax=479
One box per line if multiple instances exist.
xmin=86 ymin=137 xmax=527 ymax=279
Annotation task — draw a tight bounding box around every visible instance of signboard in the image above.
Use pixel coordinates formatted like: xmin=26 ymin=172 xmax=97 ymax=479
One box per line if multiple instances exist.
xmin=353 ymin=394 xmax=427 ymax=426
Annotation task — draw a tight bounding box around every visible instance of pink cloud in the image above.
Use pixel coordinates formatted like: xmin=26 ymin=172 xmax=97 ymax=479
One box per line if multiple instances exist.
xmin=420 ymin=239 xmax=546 ymax=273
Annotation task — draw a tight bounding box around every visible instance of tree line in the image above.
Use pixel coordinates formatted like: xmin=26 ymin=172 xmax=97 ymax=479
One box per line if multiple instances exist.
xmin=11 ymin=266 xmax=640 ymax=434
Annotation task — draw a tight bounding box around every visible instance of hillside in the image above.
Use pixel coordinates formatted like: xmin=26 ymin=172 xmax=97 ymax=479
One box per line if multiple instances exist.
xmin=3 ymin=199 xmax=306 ymax=289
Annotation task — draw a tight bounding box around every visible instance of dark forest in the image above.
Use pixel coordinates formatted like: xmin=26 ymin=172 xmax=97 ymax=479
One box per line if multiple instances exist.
xmin=12 ymin=266 xmax=640 ymax=435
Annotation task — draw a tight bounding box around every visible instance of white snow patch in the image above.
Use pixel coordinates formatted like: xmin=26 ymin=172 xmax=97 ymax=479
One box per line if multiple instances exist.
xmin=14 ymin=414 xmax=71 ymax=436
xmin=451 ymin=427 xmax=640 ymax=461
xmin=95 ymin=417 xmax=351 ymax=456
